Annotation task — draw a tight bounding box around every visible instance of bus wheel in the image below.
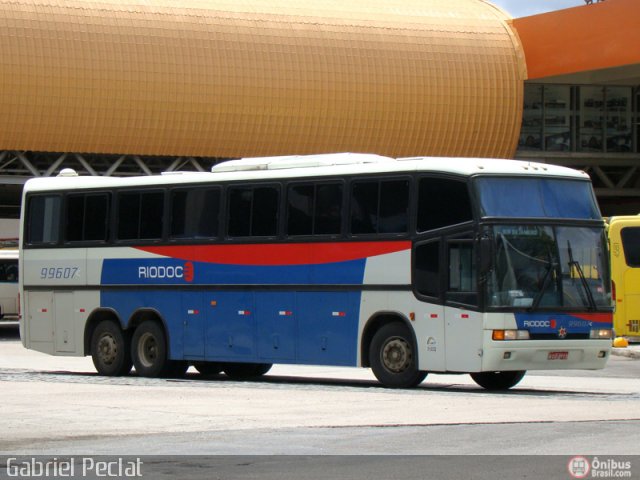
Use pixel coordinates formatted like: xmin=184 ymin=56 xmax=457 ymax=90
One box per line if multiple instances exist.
xmin=90 ymin=320 xmax=132 ymax=376
xmin=193 ymin=362 xmax=223 ymax=375
xmin=369 ymin=322 xmax=427 ymax=388
xmin=131 ymin=321 xmax=168 ymax=377
xmin=223 ymin=363 xmax=272 ymax=379
xmin=470 ymin=371 xmax=526 ymax=390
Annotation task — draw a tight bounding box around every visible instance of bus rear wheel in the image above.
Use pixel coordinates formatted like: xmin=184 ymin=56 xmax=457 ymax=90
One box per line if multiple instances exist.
xmin=470 ymin=371 xmax=526 ymax=390
xmin=90 ymin=320 xmax=132 ymax=376
xmin=132 ymin=320 xmax=170 ymax=378
xmin=369 ymin=322 xmax=427 ymax=388
xmin=223 ymin=363 xmax=272 ymax=379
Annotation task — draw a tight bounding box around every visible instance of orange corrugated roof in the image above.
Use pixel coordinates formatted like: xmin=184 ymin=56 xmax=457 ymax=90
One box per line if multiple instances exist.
xmin=513 ymin=0 xmax=640 ymax=79
xmin=0 ymin=0 xmax=526 ymax=159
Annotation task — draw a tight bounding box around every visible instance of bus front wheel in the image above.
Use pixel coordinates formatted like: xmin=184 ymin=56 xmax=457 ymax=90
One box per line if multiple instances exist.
xmin=90 ymin=320 xmax=132 ymax=376
xmin=470 ymin=371 xmax=526 ymax=390
xmin=369 ymin=322 xmax=427 ymax=388
xmin=131 ymin=320 xmax=169 ymax=377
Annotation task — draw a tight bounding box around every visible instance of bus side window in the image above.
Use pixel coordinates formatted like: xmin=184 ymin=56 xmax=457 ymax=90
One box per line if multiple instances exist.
xmin=351 ymin=181 xmax=377 ymax=234
xmin=0 ymin=261 xmax=18 ymax=282
xmin=287 ymin=184 xmax=314 ymax=236
xmin=27 ymin=195 xmax=62 ymax=245
xmin=417 ymin=177 xmax=472 ymax=232
xmin=620 ymin=227 xmax=640 ymax=266
xmin=66 ymin=193 xmax=109 ymax=242
xmin=117 ymin=190 xmax=164 ymax=241
xmin=379 ymin=180 xmax=410 ymax=233
xmin=447 ymin=241 xmax=478 ymax=306
xmin=228 ymin=185 xmax=280 ymax=237
xmin=170 ymin=187 xmax=220 ymax=239
xmin=287 ymin=182 xmax=342 ymax=236
xmin=316 ymin=184 xmax=343 ymax=235
xmin=85 ymin=194 xmax=109 ymax=241
xmin=252 ymin=187 xmax=279 ymax=236
xmin=6 ymin=263 xmax=17 ymax=282
xmin=414 ymin=240 xmax=441 ymax=299
xmin=350 ymin=179 xmax=409 ymax=235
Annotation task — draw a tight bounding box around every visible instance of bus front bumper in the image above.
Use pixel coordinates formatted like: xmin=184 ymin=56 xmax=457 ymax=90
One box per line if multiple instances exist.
xmin=480 ymin=339 xmax=611 ymax=372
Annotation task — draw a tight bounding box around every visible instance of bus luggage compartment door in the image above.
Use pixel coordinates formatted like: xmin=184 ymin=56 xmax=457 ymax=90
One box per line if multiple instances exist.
xmin=26 ymin=291 xmax=54 ymax=345
xmin=256 ymin=292 xmax=296 ymax=361
xmin=54 ymin=292 xmax=76 ymax=353
xmin=206 ymin=291 xmax=256 ymax=360
xmin=183 ymin=291 xmax=205 ymax=358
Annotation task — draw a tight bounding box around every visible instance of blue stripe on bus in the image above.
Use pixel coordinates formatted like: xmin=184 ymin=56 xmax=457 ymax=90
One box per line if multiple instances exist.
xmin=101 ymin=289 xmax=360 ymax=366
xmin=101 ymin=258 xmax=367 ymax=285
xmin=514 ymin=312 xmax=612 ymax=335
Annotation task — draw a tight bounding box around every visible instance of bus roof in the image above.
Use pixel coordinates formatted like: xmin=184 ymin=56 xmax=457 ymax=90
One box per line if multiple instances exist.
xmin=22 ymin=154 xmax=590 ymax=192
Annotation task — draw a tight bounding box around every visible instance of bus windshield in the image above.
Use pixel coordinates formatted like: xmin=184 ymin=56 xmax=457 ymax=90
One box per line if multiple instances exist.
xmin=475 ymin=177 xmax=600 ymax=219
xmin=486 ymin=225 xmax=611 ymax=310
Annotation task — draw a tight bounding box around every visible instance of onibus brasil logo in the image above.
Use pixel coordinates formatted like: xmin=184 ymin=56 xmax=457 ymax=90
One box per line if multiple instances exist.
xmin=568 ymin=456 xmax=632 ymax=478
xmin=568 ymin=457 xmax=591 ymax=479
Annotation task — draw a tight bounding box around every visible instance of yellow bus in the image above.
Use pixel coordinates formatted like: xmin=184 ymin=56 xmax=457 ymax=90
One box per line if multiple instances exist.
xmin=608 ymin=216 xmax=640 ymax=340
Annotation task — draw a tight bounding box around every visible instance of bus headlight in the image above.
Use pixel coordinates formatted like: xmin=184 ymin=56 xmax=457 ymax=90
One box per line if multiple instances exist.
xmin=492 ymin=330 xmax=530 ymax=341
xmin=590 ymin=329 xmax=613 ymax=339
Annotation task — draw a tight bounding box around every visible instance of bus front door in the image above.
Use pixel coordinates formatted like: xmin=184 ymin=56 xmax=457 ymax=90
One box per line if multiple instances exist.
xmin=443 ymin=238 xmax=482 ymax=372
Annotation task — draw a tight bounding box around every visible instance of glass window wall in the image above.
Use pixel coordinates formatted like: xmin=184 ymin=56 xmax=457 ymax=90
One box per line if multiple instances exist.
xmin=578 ymin=86 xmax=605 ymax=152
xmin=520 ymin=85 xmax=543 ymax=151
xmin=605 ymin=87 xmax=632 ymax=153
xmin=520 ymin=84 xmax=636 ymax=154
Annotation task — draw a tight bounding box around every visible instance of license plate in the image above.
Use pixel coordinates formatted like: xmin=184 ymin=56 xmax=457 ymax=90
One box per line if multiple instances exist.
xmin=548 ymin=351 xmax=569 ymax=360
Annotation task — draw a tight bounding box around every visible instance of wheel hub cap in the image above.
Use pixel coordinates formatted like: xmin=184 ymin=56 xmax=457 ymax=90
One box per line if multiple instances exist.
xmin=138 ymin=332 xmax=157 ymax=368
xmin=98 ymin=334 xmax=117 ymax=365
xmin=382 ymin=337 xmax=412 ymax=373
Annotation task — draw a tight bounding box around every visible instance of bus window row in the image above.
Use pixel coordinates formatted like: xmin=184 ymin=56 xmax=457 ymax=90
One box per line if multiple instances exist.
xmin=25 ymin=175 xmax=474 ymax=246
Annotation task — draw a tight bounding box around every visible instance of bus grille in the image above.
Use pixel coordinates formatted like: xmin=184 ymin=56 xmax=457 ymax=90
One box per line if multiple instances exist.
xmin=529 ymin=333 xmax=590 ymax=340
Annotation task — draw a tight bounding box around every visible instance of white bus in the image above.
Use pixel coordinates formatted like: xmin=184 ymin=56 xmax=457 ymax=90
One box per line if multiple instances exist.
xmin=19 ymin=153 xmax=613 ymax=389
xmin=0 ymin=248 xmax=19 ymax=321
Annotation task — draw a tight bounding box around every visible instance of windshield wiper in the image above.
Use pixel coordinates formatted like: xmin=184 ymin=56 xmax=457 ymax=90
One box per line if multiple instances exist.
xmin=567 ymin=240 xmax=596 ymax=311
xmin=529 ymin=253 xmax=556 ymax=311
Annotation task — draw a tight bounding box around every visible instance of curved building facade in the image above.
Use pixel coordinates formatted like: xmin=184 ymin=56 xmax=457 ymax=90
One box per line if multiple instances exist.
xmin=0 ymin=0 xmax=526 ymax=159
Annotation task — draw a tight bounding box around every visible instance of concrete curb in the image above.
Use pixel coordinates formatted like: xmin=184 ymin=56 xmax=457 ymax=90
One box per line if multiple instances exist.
xmin=611 ymin=347 xmax=640 ymax=360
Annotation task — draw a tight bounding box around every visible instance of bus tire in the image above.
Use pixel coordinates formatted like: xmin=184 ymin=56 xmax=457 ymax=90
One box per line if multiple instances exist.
xmin=470 ymin=371 xmax=526 ymax=390
xmin=131 ymin=320 xmax=169 ymax=378
xmin=223 ymin=362 xmax=272 ymax=379
xmin=369 ymin=322 xmax=427 ymax=388
xmin=193 ymin=362 xmax=223 ymax=375
xmin=90 ymin=320 xmax=132 ymax=376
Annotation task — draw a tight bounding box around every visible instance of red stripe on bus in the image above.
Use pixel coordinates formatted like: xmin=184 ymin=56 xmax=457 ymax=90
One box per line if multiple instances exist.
xmin=572 ymin=313 xmax=612 ymax=324
xmin=136 ymin=241 xmax=411 ymax=266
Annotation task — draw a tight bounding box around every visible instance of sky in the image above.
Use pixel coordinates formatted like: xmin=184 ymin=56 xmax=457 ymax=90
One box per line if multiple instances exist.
xmin=490 ymin=0 xmax=586 ymax=17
